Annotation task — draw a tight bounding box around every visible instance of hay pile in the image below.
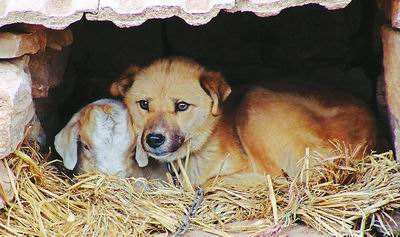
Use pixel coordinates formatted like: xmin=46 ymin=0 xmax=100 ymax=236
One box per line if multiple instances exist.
xmin=0 ymin=141 xmax=400 ymax=236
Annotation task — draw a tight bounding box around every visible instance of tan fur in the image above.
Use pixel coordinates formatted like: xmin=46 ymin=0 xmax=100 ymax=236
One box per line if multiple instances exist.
xmin=113 ymin=58 xmax=376 ymax=185
xmin=236 ymin=88 xmax=376 ymax=177
xmin=76 ymin=105 xmax=122 ymax=175
xmin=55 ymin=99 xmax=165 ymax=179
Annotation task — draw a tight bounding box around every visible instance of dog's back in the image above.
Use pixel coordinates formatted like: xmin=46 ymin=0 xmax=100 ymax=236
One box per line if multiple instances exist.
xmin=235 ymin=87 xmax=376 ymax=177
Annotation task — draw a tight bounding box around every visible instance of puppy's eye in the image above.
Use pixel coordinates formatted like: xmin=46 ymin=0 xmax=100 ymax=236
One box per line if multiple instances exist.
xmin=175 ymin=101 xmax=190 ymax=112
xmin=138 ymin=100 xmax=149 ymax=111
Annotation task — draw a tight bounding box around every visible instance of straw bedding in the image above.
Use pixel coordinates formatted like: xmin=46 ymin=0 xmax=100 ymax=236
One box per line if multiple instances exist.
xmin=0 ymin=140 xmax=399 ymax=236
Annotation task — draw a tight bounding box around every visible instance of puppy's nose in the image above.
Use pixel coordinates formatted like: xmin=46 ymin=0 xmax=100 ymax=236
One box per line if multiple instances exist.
xmin=146 ymin=133 xmax=166 ymax=148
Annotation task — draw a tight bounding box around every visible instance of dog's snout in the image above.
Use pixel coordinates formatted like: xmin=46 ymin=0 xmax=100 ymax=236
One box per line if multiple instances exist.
xmin=146 ymin=133 xmax=166 ymax=148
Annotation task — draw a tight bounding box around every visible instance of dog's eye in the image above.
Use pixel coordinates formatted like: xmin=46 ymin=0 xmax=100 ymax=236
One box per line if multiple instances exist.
xmin=138 ymin=100 xmax=149 ymax=111
xmin=175 ymin=101 xmax=190 ymax=112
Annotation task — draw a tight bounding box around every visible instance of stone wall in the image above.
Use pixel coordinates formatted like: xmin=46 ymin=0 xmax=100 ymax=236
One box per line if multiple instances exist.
xmin=0 ymin=0 xmax=352 ymax=29
xmin=0 ymin=56 xmax=33 ymax=158
xmin=0 ymin=26 xmax=73 ymax=206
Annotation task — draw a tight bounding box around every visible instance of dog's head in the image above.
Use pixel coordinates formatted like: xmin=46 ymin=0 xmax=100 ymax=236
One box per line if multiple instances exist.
xmin=54 ymin=99 xmax=137 ymax=177
xmin=110 ymin=58 xmax=231 ymax=164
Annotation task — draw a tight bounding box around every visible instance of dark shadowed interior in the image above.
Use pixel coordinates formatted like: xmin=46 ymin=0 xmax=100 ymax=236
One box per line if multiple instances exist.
xmin=36 ymin=0 xmax=391 ymax=152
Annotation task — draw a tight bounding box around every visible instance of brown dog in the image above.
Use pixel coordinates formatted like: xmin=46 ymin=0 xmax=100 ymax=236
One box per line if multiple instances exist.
xmin=111 ymin=58 xmax=376 ymax=185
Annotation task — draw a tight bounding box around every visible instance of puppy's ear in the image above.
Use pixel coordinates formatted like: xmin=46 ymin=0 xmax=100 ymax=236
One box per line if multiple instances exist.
xmin=200 ymin=70 xmax=232 ymax=116
xmin=135 ymin=133 xmax=148 ymax=167
xmin=110 ymin=66 xmax=141 ymax=97
xmin=54 ymin=112 xmax=81 ymax=170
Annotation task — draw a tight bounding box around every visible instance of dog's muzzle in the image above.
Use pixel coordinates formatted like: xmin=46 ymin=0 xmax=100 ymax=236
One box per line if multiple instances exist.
xmin=146 ymin=133 xmax=166 ymax=148
xmin=143 ymin=131 xmax=184 ymax=157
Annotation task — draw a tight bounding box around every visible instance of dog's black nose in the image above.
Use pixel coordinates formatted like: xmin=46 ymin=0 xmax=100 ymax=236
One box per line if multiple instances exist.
xmin=146 ymin=133 xmax=166 ymax=148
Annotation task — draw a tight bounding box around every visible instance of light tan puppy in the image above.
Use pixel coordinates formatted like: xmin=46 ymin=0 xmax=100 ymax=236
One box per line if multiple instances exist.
xmin=111 ymin=58 xmax=376 ymax=185
xmin=54 ymin=99 xmax=163 ymax=179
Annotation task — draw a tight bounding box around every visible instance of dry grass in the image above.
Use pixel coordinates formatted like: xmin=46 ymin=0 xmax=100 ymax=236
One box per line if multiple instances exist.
xmin=0 ymin=140 xmax=399 ymax=236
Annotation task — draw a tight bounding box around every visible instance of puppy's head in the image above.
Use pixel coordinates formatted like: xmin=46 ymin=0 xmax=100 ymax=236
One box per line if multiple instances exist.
xmin=111 ymin=58 xmax=231 ymax=163
xmin=54 ymin=99 xmax=137 ymax=177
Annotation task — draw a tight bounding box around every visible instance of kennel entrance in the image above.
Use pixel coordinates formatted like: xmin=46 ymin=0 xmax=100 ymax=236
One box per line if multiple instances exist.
xmin=0 ymin=0 xmax=390 ymax=160
xmin=0 ymin=0 xmax=399 ymax=235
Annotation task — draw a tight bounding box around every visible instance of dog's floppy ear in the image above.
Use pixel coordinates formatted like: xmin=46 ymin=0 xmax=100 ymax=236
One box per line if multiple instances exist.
xmin=135 ymin=133 xmax=148 ymax=167
xmin=110 ymin=66 xmax=141 ymax=97
xmin=54 ymin=112 xmax=81 ymax=170
xmin=200 ymin=70 xmax=232 ymax=116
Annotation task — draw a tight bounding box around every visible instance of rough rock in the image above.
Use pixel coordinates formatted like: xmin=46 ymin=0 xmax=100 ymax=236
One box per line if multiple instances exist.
xmin=0 ymin=56 xmax=34 ymax=158
xmin=0 ymin=0 xmax=351 ymax=29
xmin=46 ymin=29 xmax=73 ymax=51
xmin=87 ymin=0 xmax=351 ymax=27
xmin=29 ymin=29 xmax=73 ymax=98
xmin=0 ymin=31 xmax=46 ymax=59
xmin=26 ymin=113 xmax=46 ymax=145
xmin=0 ymin=0 xmax=98 ymax=29
xmin=391 ymin=0 xmax=400 ymax=29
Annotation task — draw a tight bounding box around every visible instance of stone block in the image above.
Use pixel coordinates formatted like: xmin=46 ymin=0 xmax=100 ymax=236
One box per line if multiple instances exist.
xmin=0 ymin=56 xmax=34 ymax=158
